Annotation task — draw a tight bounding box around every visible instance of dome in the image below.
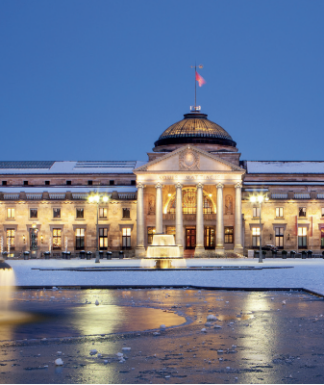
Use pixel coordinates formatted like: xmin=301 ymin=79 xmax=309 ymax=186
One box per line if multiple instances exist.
xmin=153 ymin=111 xmax=237 ymax=152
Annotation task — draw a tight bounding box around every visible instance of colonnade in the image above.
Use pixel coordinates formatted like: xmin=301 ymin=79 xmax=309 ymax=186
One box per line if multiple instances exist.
xmin=136 ymin=182 xmax=243 ymax=257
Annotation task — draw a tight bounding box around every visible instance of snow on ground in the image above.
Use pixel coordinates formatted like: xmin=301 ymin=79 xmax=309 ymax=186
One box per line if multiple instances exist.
xmin=3 ymin=258 xmax=324 ymax=297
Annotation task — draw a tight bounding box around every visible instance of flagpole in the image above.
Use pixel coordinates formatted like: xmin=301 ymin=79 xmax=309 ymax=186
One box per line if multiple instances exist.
xmin=194 ymin=63 xmax=197 ymax=108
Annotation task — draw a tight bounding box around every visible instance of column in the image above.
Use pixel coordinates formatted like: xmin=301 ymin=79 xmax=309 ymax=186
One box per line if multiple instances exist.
xmin=195 ymin=183 xmax=205 ymax=256
xmin=155 ymin=183 xmax=163 ymax=234
xmin=135 ymin=183 xmax=145 ymax=258
xmin=234 ymin=182 xmax=243 ymax=254
xmin=175 ymin=182 xmax=184 ymax=256
xmin=216 ymin=183 xmax=225 ymax=254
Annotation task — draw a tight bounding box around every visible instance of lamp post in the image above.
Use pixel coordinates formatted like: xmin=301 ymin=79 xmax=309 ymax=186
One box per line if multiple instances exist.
xmin=250 ymin=194 xmax=268 ymax=263
xmin=88 ymin=193 xmax=109 ymax=263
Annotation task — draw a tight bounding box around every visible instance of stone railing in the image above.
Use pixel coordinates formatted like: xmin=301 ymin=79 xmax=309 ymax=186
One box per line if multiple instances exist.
xmin=271 ymin=193 xmax=288 ymax=199
xmin=26 ymin=193 xmax=43 ymax=200
xmin=72 ymin=193 xmax=87 ymax=200
xmin=118 ymin=192 xmax=137 ymax=200
xmin=49 ymin=193 xmax=66 ymax=200
xmin=294 ymin=193 xmax=310 ymax=199
xmin=3 ymin=193 xmax=19 ymax=200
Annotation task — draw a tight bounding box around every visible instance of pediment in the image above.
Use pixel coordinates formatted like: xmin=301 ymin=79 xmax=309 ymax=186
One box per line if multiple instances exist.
xmin=134 ymin=145 xmax=244 ymax=173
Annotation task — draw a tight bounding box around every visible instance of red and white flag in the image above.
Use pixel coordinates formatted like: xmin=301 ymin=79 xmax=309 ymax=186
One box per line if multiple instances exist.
xmin=195 ymin=71 xmax=206 ymax=87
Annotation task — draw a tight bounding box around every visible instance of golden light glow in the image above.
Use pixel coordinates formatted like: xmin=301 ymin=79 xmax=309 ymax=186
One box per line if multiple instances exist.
xmin=102 ymin=196 xmax=109 ymax=203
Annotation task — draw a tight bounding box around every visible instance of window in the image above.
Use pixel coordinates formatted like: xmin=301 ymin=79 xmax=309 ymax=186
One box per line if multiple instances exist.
xmin=7 ymin=208 xmax=15 ymax=219
xmin=23 ymin=181 xmax=28 ymax=186
xmin=275 ymin=227 xmax=284 ymax=249
xmin=321 ymin=228 xmax=324 ymax=249
xmin=99 ymin=228 xmax=108 ymax=250
xmin=252 ymin=227 xmax=260 ymax=247
xmin=322 ymin=208 xmax=324 ymax=218
xmin=123 ymin=208 xmax=130 ymax=219
xmin=122 ymin=228 xmax=131 ymax=249
xmin=53 ymin=208 xmax=61 ymax=219
xmin=75 ymin=228 xmax=85 ymax=250
xmin=253 ymin=207 xmax=260 ymax=218
xmin=168 ymin=188 xmax=213 ymax=214
xmin=224 ymin=227 xmax=234 ymax=243
xmin=30 ymin=209 xmax=38 ymax=219
xmin=147 ymin=227 xmax=156 ymax=245
xmin=66 ymin=180 xmax=71 ymax=185
xmin=53 ymin=229 xmax=62 ymax=250
xmin=299 ymin=207 xmax=306 ymax=217
xmin=109 ymin=180 xmax=115 ymax=186
xmin=276 ymin=207 xmax=284 ymax=218
xmin=45 ymin=181 xmax=50 ymax=186
xmin=88 ymin=180 xmax=93 ymax=186
xmin=7 ymin=229 xmax=15 ymax=251
xmin=204 ymin=226 xmax=215 ymax=249
xmin=298 ymin=227 xmax=307 ymax=248
xmin=99 ymin=208 xmax=107 ymax=218
xmin=2 ymin=181 xmax=7 ymax=186
xmin=131 ymin=180 xmax=136 ymax=185
xmin=76 ymin=208 xmax=84 ymax=218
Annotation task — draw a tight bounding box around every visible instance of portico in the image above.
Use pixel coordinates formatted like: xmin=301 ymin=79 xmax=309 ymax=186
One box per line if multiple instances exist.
xmin=134 ymin=145 xmax=245 ymax=257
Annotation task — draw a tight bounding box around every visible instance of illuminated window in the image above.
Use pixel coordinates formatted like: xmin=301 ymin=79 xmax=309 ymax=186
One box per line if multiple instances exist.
xmin=275 ymin=227 xmax=284 ymax=249
xmin=147 ymin=227 xmax=155 ymax=245
xmin=7 ymin=208 xmax=15 ymax=219
xmin=30 ymin=209 xmax=38 ymax=219
xmin=204 ymin=226 xmax=215 ymax=249
xmin=298 ymin=227 xmax=307 ymax=249
xmin=275 ymin=207 xmax=284 ymax=218
xmin=53 ymin=208 xmax=61 ymax=218
xmin=321 ymin=228 xmax=324 ymax=249
xmin=75 ymin=228 xmax=85 ymax=250
xmin=224 ymin=227 xmax=234 ymax=244
xmin=99 ymin=208 xmax=107 ymax=218
xmin=168 ymin=189 xmax=213 ymax=214
xmin=299 ymin=207 xmax=306 ymax=217
xmin=122 ymin=228 xmax=131 ymax=249
xmin=99 ymin=228 xmax=108 ymax=250
xmin=252 ymin=227 xmax=260 ymax=247
xmin=321 ymin=208 xmax=324 ymax=218
xmin=253 ymin=207 xmax=260 ymax=218
xmin=53 ymin=229 xmax=62 ymax=250
xmin=76 ymin=208 xmax=84 ymax=219
xmin=123 ymin=208 xmax=130 ymax=219
xmin=6 ymin=229 xmax=15 ymax=250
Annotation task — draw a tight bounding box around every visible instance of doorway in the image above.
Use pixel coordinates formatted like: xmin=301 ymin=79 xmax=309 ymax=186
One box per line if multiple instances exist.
xmin=186 ymin=227 xmax=196 ymax=249
xmin=204 ymin=226 xmax=215 ymax=249
xmin=29 ymin=228 xmax=38 ymax=251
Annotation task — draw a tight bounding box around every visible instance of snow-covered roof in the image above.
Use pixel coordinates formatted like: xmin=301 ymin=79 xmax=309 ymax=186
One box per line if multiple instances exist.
xmin=0 ymin=187 xmax=137 ymax=193
xmin=246 ymin=161 xmax=324 ymax=174
xmin=0 ymin=161 xmax=147 ymax=175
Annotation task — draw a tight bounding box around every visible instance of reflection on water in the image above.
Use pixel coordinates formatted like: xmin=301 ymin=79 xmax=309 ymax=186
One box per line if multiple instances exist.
xmin=0 ymin=289 xmax=186 ymax=342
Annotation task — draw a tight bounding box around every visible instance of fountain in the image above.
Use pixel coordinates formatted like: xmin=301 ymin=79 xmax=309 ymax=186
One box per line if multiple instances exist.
xmin=142 ymin=234 xmax=185 ymax=269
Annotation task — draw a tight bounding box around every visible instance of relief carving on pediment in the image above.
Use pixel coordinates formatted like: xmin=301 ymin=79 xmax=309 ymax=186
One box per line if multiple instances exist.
xmin=179 ymin=149 xmax=200 ymax=170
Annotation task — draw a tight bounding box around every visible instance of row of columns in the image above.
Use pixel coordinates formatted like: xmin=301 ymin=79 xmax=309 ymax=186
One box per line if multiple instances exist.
xmin=136 ymin=182 xmax=243 ymax=257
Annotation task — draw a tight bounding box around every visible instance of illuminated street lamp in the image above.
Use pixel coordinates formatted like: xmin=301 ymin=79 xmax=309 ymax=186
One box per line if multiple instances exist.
xmin=250 ymin=194 xmax=268 ymax=263
xmin=88 ymin=193 xmax=109 ymax=263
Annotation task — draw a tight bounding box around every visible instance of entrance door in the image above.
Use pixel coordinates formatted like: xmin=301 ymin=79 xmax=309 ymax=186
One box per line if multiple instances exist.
xmin=186 ymin=228 xmax=196 ymax=249
xmin=204 ymin=226 xmax=215 ymax=249
xmin=30 ymin=228 xmax=38 ymax=251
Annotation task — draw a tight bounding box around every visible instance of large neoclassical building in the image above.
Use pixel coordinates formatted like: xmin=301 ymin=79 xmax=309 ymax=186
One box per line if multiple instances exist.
xmin=1 ymin=109 xmax=324 ymax=257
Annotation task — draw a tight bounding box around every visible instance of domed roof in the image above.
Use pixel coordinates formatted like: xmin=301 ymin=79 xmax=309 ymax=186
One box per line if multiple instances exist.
xmin=154 ymin=111 xmax=236 ymax=150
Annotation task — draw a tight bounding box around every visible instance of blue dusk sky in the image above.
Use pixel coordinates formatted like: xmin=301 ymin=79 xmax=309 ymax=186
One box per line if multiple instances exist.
xmin=0 ymin=1 xmax=324 ymax=162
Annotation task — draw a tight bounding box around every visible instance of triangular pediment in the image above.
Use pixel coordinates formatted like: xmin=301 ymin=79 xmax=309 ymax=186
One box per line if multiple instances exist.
xmin=134 ymin=145 xmax=244 ymax=173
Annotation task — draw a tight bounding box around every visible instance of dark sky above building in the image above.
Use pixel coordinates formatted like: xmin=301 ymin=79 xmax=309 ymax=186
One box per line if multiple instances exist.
xmin=0 ymin=1 xmax=324 ymax=162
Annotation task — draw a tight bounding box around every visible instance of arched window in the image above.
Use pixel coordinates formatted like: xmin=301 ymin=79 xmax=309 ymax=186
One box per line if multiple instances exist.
xmin=168 ymin=188 xmax=213 ymax=214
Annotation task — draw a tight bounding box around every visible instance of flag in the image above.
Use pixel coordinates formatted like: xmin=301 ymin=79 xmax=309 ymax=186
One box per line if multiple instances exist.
xmin=195 ymin=71 xmax=206 ymax=87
